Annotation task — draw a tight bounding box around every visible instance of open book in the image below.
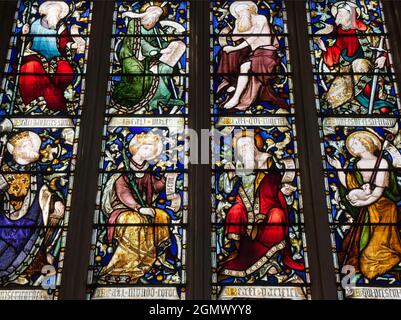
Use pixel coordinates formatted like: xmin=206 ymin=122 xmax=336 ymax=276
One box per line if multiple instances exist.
xmin=159 ymin=40 xmax=186 ymax=68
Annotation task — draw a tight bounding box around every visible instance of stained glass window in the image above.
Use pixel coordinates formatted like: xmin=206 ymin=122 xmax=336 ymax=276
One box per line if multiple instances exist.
xmin=210 ymin=0 xmax=310 ymax=300
xmin=86 ymin=1 xmax=189 ymax=300
xmin=0 ymin=0 xmax=92 ymax=299
xmin=307 ymin=0 xmax=401 ymax=299
xmin=0 ymin=0 xmax=400 ymax=302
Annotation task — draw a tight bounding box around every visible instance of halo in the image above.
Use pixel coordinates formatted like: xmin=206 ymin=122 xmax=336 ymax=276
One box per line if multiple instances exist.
xmin=129 ymin=132 xmax=164 ymax=161
xmin=229 ymin=1 xmax=258 ymax=19
xmin=140 ymin=3 xmax=168 ymax=17
xmin=39 ymin=1 xmax=70 ymax=20
xmin=346 ymin=130 xmax=382 ymax=157
xmin=232 ymin=130 xmax=264 ymax=151
xmin=331 ymin=1 xmax=361 ymax=19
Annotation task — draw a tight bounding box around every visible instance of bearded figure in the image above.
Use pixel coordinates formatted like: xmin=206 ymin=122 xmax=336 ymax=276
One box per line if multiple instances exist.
xmin=218 ymin=131 xmax=304 ymax=281
xmin=216 ymin=1 xmax=288 ymax=111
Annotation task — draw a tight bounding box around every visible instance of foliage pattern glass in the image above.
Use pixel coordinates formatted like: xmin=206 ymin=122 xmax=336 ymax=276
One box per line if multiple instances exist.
xmin=307 ymin=0 xmax=401 ymax=300
xmin=0 ymin=0 xmax=92 ymax=300
xmin=86 ymin=1 xmax=189 ymax=300
xmin=210 ymin=0 xmax=310 ymax=300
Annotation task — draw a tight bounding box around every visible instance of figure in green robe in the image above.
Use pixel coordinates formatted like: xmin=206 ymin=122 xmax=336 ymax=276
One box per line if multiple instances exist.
xmin=113 ymin=6 xmax=185 ymax=112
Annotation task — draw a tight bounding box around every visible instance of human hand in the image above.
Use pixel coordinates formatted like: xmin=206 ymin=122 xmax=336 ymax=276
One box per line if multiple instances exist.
xmin=327 ymin=156 xmax=342 ymax=169
xmin=22 ymin=24 xmax=30 ymax=35
xmin=315 ymin=22 xmax=334 ymax=35
xmin=281 ymin=183 xmax=297 ymax=196
xmin=348 ymin=198 xmax=366 ymax=207
xmin=375 ymin=56 xmax=387 ymax=69
xmin=122 ymin=12 xmax=135 ymax=19
xmin=316 ymin=38 xmax=327 ymax=51
xmin=139 ymin=207 xmax=155 ymax=217
xmin=224 ymin=162 xmax=236 ymax=180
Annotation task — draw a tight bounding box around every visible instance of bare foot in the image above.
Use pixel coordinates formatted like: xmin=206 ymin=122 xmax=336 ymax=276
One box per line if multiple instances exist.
xmin=227 ymin=86 xmax=236 ymax=93
xmin=275 ymin=274 xmax=289 ymax=284
xmin=223 ymin=97 xmax=239 ymax=109
xmin=14 ymin=276 xmax=29 ymax=285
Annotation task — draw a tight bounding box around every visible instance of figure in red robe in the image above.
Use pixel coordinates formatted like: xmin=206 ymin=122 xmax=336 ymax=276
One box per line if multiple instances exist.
xmin=17 ymin=2 xmax=82 ymax=113
xmin=218 ymin=132 xmax=304 ymax=280
xmin=315 ymin=2 xmax=394 ymax=113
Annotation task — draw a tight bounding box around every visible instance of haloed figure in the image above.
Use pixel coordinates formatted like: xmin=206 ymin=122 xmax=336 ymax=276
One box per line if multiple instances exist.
xmin=0 ymin=131 xmax=65 ymax=284
xmin=315 ymin=1 xmax=394 ymax=113
xmin=18 ymin=1 xmax=85 ymax=113
xmin=218 ymin=131 xmax=304 ymax=280
xmin=328 ymin=131 xmax=401 ymax=280
xmin=113 ymin=5 xmax=186 ymax=112
xmin=101 ymin=132 xmax=175 ymax=282
xmin=217 ymin=1 xmax=287 ymax=111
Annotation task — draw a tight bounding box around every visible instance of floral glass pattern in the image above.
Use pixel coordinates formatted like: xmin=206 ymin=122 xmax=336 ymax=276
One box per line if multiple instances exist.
xmin=210 ymin=0 xmax=310 ymax=300
xmin=307 ymin=0 xmax=401 ymax=300
xmin=86 ymin=1 xmax=189 ymax=300
xmin=0 ymin=0 xmax=92 ymax=300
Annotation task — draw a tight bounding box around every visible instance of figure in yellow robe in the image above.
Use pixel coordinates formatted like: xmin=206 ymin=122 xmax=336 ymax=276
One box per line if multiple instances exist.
xmin=100 ymin=132 xmax=173 ymax=282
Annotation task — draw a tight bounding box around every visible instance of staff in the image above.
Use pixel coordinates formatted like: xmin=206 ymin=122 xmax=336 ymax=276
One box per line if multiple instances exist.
xmin=368 ymin=36 xmax=386 ymax=114
xmin=122 ymin=150 xmax=146 ymax=208
xmin=121 ymin=148 xmax=154 ymax=224
xmin=343 ymin=132 xmax=395 ymax=266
